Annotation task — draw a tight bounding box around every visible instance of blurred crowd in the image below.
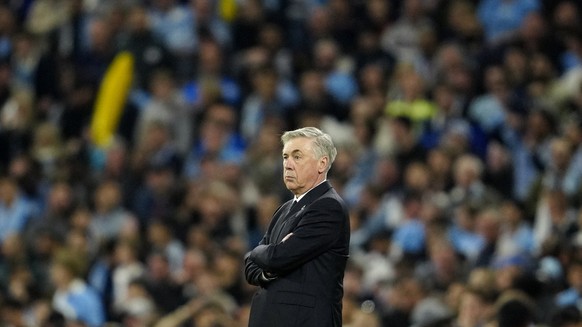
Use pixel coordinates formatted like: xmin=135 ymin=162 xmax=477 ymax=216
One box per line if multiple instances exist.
xmin=1 ymin=0 xmax=582 ymax=326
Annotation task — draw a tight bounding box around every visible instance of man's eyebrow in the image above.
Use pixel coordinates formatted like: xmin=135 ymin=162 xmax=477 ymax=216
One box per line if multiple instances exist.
xmin=282 ymin=149 xmax=302 ymax=156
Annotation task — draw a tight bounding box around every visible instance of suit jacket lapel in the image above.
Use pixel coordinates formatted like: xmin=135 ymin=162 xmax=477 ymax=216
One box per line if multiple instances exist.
xmin=272 ymin=181 xmax=333 ymax=243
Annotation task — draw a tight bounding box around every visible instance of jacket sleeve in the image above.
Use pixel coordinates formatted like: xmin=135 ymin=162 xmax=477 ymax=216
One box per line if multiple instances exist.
xmin=244 ymin=251 xmax=265 ymax=286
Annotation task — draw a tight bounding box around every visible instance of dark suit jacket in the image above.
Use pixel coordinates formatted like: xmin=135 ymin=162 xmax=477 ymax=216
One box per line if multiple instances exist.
xmin=245 ymin=181 xmax=350 ymax=327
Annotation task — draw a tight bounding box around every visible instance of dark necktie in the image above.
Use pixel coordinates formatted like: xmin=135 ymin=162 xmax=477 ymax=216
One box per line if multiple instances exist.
xmin=290 ymin=200 xmax=299 ymax=211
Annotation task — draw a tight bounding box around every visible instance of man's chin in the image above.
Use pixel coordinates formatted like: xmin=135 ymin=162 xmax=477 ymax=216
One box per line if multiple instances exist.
xmin=284 ymin=182 xmax=297 ymax=192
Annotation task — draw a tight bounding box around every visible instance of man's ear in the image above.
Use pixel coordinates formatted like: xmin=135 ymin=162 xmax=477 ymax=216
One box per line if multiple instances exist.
xmin=318 ymin=156 xmax=328 ymax=174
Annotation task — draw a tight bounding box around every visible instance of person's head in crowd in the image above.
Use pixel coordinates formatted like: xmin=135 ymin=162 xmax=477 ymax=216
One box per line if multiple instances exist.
xmin=145 ymin=160 xmax=177 ymax=198
xmin=65 ymin=228 xmax=93 ymax=259
xmin=258 ymin=23 xmax=283 ymax=55
xmin=101 ymin=138 xmax=128 ymax=180
xmin=403 ymin=161 xmax=430 ymax=193
xmin=386 ymin=276 xmax=426 ymax=314
xmin=475 ymin=206 xmax=501 ymax=246
xmin=198 ymin=39 xmax=224 ymax=76
xmin=69 ymin=205 xmax=92 ymax=232
xmin=420 ymin=196 xmax=447 ymax=227
xmin=189 ymin=0 xmax=216 ymax=25
xmin=350 ymin=96 xmax=380 ymax=126
xmin=145 ymin=249 xmax=172 ymax=282
xmin=136 ymin=120 xmax=173 ymax=157
xmin=0 ymin=297 xmax=28 ymax=327
xmin=146 ymin=220 xmax=174 ymax=251
xmin=177 ymin=247 xmax=208 ymax=285
xmin=212 ymin=248 xmax=243 ymax=291
xmin=352 ymin=117 xmax=378 ymax=149
xmin=197 ymin=181 xmax=238 ymax=230
xmin=299 ymin=69 xmax=327 ymax=104
xmin=118 ymin=278 xmax=158 ymax=327
xmin=563 ymin=116 xmax=582 ymax=147
xmin=455 ymin=286 xmax=497 ymax=327
xmin=235 ymin=0 xmax=264 ymax=24
xmin=359 ymin=63 xmax=388 ymax=96
xmin=519 ymin=10 xmax=549 ymax=47
xmin=50 ymin=250 xmax=88 ymax=290
xmin=87 ymin=15 xmax=114 ymax=53
xmin=493 ymin=255 xmax=529 ymax=292
xmin=503 ymin=45 xmax=529 ymax=88
xmin=371 ymin=156 xmax=400 ymax=193
xmin=30 ymin=122 xmax=64 ymax=174
xmin=452 ymin=154 xmax=483 ymax=189
xmin=0 ymin=89 xmax=34 ymax=132
xmin=250 ymin=64 xmax=278 ymax=100
xmin=313 ymin=38 xmax=340 ymax=73
xmin=484 ymin=141 xmax=512 ymax=174
xmin=2 ymin=233 xmax=26 ymax=263
xmin=431 ymin=82 xmax=458 ymax=116
xmin=401 ymin=189 xmax=423 ymax=221
xmin=6 ymin=154 xmax=41 ymax=196
xmin=114 ymin=238 xmax=142 ymax=267
xmin=499 ymin=198 xmax=527 ymax=230
xmin=0 ymin=175 xmax=19 ymax=206
xmin=307 ymin=5 xmax=332 ymax=39
xmin=526 ymin=108 xmax=557 ymax=141
xmin=389 ymin=116 xmax=418 ymax=152
xmin=494 ymin=290 xmax=536 ymax=327
xmin=126 ymin=4 xmax=150 ymax=35
xmin=546 ymin=189 xmax=570 ymax=223
xmin=445 ymin=0 xmax=482 ymax=39
xmin=454 ymin=202 xmax=478 ymax=232
xmin=426 ymin=147 xmax=452 ymax=190
xmin=199 ymin=103 xmax=237 ymax=150
xmin=549 ymin=137 xmax=574 ymax=172
xmin=527 ymin=52 xmax=558 ymax=99
xmin=93 ymin=179 xmax=124 ymax=214
xmin=45 ymin=181 xmax=75 ymax=217
xmin=365 ymin=0 xmax=391 ymax=30
xmin=439 ymin=120 xmax=471 ymax=157
xmin=551 ymin=1 xmax=581 ymax=35
xmin=435 ymin=45 xmax=474 ymax=95
xmin=482 ymin=64 xmax=509 ymax=97
xmin=565 ymin=259 xmax=582 ymax=294
xmin=425 ymin=238 xmax=464 ymax=289
xmin=148 ymin=68 xmax=177 ymax=101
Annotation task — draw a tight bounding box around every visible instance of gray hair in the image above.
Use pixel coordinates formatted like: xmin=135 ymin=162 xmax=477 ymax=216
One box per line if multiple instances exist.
xmin=281 ymin=127 xmax=337 ymax=172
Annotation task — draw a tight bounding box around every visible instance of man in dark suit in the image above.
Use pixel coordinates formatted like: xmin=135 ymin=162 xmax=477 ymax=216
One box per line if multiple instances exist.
xmin=245 ymin=127 xmax=350 ymax=327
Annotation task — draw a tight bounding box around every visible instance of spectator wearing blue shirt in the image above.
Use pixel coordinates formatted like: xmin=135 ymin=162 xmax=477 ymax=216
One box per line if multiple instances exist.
xmin=477 ymin=0 xmax=540 ymax=44
xmin=51 ymin=250 xmax=106 ymax=327
xmin=0 ymin=176 xmax=38 ymax=245
xmin=182 ymin=40 xmax=241 ymax=109
xmin=183 ymin=103 xmax=245 ymax=181
xmin=391 ymin=190 xmax=426 ymax=259
xmin=148 ymin=0 xmax=196 ymax=78
xmin=312 ymin=38 xmax=358 ymax=106
xmin=240 ymin=64 xmax=298 ymax=143
xmin=556 ymin=260 xmax=582 ymax=309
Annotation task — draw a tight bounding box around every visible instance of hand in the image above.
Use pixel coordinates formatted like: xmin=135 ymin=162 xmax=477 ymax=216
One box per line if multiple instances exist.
xmin=282 ymin=233 xmax=293 ymax=242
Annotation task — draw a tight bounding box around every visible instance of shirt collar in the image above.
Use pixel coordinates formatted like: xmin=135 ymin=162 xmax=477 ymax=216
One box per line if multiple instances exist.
xmin=294 ymin=180 xmax=326 ymax=203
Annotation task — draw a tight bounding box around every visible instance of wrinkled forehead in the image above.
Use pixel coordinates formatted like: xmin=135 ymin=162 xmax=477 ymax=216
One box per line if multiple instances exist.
xmin=282 ymin=137 xmax=315 ymax=154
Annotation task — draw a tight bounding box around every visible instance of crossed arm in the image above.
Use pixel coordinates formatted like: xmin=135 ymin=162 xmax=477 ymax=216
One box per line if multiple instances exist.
xmin=244 ymin=198 xmax=344 ymax=286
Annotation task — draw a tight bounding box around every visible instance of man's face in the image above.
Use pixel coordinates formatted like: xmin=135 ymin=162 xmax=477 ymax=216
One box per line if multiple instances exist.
xmin=282 ymin=137 xmax=326 ymax=196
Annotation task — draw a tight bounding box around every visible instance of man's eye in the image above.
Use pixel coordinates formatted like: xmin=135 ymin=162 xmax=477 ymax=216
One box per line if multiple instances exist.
xmin=294 ymin=156 xmax=301 ymax=160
